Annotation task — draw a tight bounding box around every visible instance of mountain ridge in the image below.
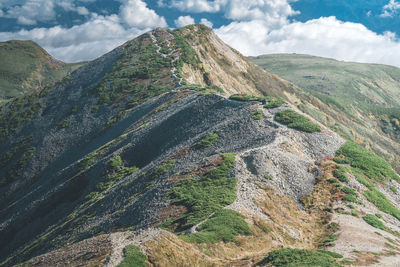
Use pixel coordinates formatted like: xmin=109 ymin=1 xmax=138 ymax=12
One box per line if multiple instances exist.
xmin=1 ymin=25 xmax=400 ymax=266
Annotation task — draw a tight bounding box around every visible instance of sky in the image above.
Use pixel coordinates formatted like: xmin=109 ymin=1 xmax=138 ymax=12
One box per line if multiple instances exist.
xmin=0 ymin=0 xmax=400 ymax=67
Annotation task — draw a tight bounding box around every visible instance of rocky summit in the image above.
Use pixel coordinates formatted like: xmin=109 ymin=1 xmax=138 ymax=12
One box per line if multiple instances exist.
xmin=1 ymin=25 xmax=400 ymax=266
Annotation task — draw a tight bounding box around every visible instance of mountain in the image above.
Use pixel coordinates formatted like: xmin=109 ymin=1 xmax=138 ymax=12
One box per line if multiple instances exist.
xmin=250 ymin=54 xmax=400 ymax=174
xmin=1 ymin=25 xmax=400 ymax=266
xmin=0 ymin=40 xmax=84 ymax=104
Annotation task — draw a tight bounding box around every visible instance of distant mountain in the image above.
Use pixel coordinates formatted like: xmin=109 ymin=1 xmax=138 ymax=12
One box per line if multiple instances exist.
xmin=1 ymin=26 xmax=400 ymax=266
xmin=0 ymin=40 xmax=84 ymax=104
xmin=250 ymin=53 xmax=400 ymax=173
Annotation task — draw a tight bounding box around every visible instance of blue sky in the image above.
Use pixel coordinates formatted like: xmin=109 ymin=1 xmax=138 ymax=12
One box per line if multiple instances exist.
xmin=0 ymin=0 xmax=399 ymax=67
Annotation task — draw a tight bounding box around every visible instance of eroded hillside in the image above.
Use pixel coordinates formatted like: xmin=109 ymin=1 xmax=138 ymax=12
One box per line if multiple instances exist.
xmin=250 ymin=54 xmax=400 ymax=174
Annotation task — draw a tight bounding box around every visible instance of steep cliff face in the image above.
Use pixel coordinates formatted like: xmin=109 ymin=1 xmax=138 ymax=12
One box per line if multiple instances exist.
xmin=1 ymin=26 xmax=400 ymax=267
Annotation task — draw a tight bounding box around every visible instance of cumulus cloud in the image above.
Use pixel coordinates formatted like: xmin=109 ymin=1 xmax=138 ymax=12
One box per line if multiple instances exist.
xmin=200 ymin=18 xmax=213 ymax=28
xmin=120 ymin=0 xmax=167 ymax=28
xmin=381 ymin=0 xmax=400 ymax=17
xmin=165 ymin=0 xmax=297 ymax=28
xmin=215 ymin=17 xmax=400 ymax=67
xmin=169 ymin=0 xmax=224 ymax=13
xmin=1 ymin=0 xmax=56 ymax=25
xmin=0 ymin=0 xmax=167 ymax=62
xmin=174 ymin=15 xmax=195 ymax=27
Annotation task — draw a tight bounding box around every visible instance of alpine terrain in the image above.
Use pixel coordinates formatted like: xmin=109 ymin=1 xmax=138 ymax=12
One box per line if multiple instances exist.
xmin=1 ymin=25 xmax=400 ymax=266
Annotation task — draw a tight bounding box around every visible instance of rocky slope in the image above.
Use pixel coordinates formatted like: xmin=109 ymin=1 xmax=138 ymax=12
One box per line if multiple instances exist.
xmin=1 ymin=25 xmax=400 ymax=266
xmin=0 ymin=40 xmax=84 ymax=104
xmin=250 ymin=54 xmax=400 ymax=174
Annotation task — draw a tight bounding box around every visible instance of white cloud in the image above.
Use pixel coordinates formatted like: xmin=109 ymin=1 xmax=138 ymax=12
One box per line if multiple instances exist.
xmin=174 ymin=15 xmax=195 ymax=27
xmin=0 ymin=0 xmax=93 ymax=25
xmin=0 ymin=0 xmax=167 ymax=62
xmin=3 ymin=0 xmax=56 ymax=25
xmin=215 ymin=17 xmax=400 ymax=67
xmin=167 ymin=0 xmax=298 ymax=29
xmin=120 ymin=0 xmax=167 ymax=28
xmin=200 ymin=18 xmax=213 ymax=28
xmin=170 ymin=0 xmax=224 ymax=13
xmin=381 ymin=0 xmax=400 ymax=17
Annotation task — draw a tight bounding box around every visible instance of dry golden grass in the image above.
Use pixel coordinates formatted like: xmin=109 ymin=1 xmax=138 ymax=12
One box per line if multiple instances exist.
xmin=145 ymin=159 xmax=339 ymax=266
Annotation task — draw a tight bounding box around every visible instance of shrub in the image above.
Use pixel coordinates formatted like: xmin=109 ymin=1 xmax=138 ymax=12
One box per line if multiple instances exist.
xmin=340 ymin=186 xmax=358 ymax=202
xmin=251 ymin=109 xmax=263 ymax=120
xmin=333 ymin=166 xmax=349 ymax=182
xmin=260 ymin=248 xmax=341 ymax=267
xmin=264 ymin=97 xmax=285 ymax=109
xmin=336 ymin=141 xmax=400 ymax=183
xmin=117 ymin=245 xmax=147 ymax=267
xmin=152 ymin=159 xmax=176 ymax=178
xmin=229 ymin=94 xmax=265 ymax=102
xmin=275 ymin=109 xmax=321 ymax=133
xmin=363 ymin=214 xmax=387 ymax=230
xmin=57 ymin=119 xmax=71 ymax=128
xmin=195 ymin=133 xmax=218 ymax=149
xmin=181 ymin=209 xmax=252 ymax=243
xmin=390 ymin=186 xmax=397 ymax=193
xmin=109 ymin=156 xmax=123 ymax=172
xmin=364 ymin=188 xmax=400 ymax=221
xmin=168 ymin=153 xmax=237 ymax=230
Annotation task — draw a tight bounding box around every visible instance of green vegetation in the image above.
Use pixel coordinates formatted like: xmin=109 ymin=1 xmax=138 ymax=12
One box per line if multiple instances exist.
xmin=0 ymin=40 xmax=82 ymax=101
xmin=167 ymin=153 xmax=237 ymax=230
xmin=195 ymin=133 xmax=219 ymax=149
xmin=264 ymin=97 xmax=285 ymax=109
xmin=0 ymin=92 xmax=44 ymax=143
xmin=109 ymin=155 xmax=123 ymax=172
xmin=336 ymin=141 xmax=400 ymax=183
xmin=363 ymin=188 xmax=400 ymax=221
xmin=333 ymin=166 xmax=349 ymax=182
xmin=229 ymin=94 xmax=265 ymax=102
xmin=335 ymin=142 xmax=400 ymax=222
xmin=181 ymin=209 xmax=252 ymax=243
xmin=151 ymin=159 xmax=176 ymax=178
xmin=390 ymin=186 xmax=397 ymax=193
xmin=117 ymin=245 xmax=147 ymax=267
xmin=251 ymin=109 xmax=263 ymax=120
xmin=250 ymin=54 xmax=400 ymax=174
xmin=341 ymin=186 xmax=358 ymax=202
xmin=57 ymin=119 xmax=71 ymax=128
xmin=275 ymin=109 xmax=321 ymax=133
xmin=363 ymin=214 xmax=387 ymax=230
xmin=264 ymin=174 xmax=273 ymax=180
xmin=260 ymin=248 xmax=341 ymax=267
xmin=0 ymin=136 xmax=36 ymax=186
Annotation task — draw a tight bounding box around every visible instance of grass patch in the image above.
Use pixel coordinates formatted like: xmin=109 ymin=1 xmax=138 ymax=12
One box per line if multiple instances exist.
xmin=341 ymin=186 xmax=358 ymax=203
xmin=363 ymin=214 xmax=387 ymax=230
xmin=181 ymin=209 xmax=252 ymax=243
xmin=264 ymin=97 xmax=285 ymax=109
xmin=333 ymin=165 xmax=349 ymax=182
xmin=152 ymin=159 xmax=176 ymax=178
xmin=229 ymin=94 xmax=265 ymax=102
xmin=363 ymin=188 xmax=400 ymax=221
xmin=117 ymin=245 xmax=147 ymax=267
xmin=251 ymin=109 xmax=263 ymax=120
xmin=260 ymin=248 xmax=341 ymax=267
xmin=167 ymin=153 xmax=237 ymax=230
xmin=336 ymin=141 xmax=400 ymax=183
xmin=275 ymin=109 xmax=321 ymax=133
xmin=195 ymin=133 xmax=218 ymax=149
